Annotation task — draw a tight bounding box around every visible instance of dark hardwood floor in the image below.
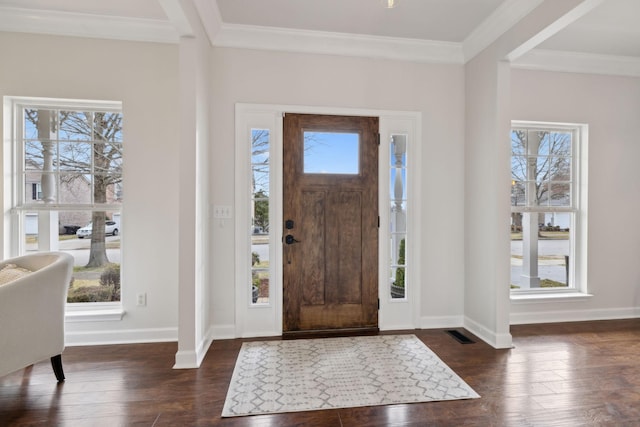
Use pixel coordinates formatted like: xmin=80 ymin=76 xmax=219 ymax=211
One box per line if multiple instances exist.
xmin=1 ymin=319 xmax=639 ymax=426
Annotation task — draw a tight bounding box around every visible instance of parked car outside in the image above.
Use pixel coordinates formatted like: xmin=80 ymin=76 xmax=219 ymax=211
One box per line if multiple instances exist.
xmin=76 ymin=221 xmax=119 ymax=239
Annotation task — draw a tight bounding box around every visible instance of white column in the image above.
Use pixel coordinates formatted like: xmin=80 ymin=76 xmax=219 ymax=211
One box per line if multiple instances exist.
xmin=520 ymin=131 xmax=541 ymax=288
xmin=36 ymin=110 xmax=59 ymax=252
xmin=391 ymin=135 xmax=406 ymax=263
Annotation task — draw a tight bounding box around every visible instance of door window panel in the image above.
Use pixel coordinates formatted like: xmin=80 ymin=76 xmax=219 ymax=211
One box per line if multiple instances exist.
xmin=303 ymin=131 xmax=359 ymax=174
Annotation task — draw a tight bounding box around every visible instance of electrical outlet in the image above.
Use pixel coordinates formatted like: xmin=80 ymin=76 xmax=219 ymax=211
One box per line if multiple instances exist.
xmin=213 ymin=205 xmax=233 ymax=219
xmin=136 ymin=292 xmax=147 ymax=307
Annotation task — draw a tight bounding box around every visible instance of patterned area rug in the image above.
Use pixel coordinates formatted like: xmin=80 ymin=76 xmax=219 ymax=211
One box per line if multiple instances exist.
xmin=222 ymin=334 xmax=479 ymax=417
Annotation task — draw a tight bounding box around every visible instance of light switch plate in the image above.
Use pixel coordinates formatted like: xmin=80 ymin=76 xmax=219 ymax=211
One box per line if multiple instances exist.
xmin=213 ymin=205 xmax=232 ymax=219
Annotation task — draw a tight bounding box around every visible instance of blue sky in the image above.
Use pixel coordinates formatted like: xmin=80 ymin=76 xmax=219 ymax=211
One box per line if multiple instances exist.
xmin=303 ymin=131 xmax=359 ymax=174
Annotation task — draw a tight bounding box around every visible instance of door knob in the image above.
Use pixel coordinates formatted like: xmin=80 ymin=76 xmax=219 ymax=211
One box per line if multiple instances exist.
xmin=285 ymin=234 xmax=300 ymax=245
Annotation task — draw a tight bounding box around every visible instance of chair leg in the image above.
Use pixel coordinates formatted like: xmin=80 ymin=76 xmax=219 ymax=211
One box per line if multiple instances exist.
xmin=50 ymin=354 xmax=65 ymax=382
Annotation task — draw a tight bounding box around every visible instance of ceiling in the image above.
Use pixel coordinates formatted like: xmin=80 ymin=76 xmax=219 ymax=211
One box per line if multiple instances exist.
xmin=0 ymin=0 xmax=639 ymax=75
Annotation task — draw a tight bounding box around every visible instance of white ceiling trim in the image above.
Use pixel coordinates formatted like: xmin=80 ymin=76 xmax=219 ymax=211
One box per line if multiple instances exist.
xmin=194 ymin=0 xmax=223 ymax=47
xmin=512 ymin=49 xmax=640 ymax=77
xmin=158 ymin=0 xmax=194 ymax=38
xmin=505 ymin=0 xmax=605 ymax=62
xmin=463 ymin=0 xmax=544 ymax=62
xmin=213 ymin=23 xmax=464 ymax=64
xmin=0 ymin=6 xmax=179 ymax=44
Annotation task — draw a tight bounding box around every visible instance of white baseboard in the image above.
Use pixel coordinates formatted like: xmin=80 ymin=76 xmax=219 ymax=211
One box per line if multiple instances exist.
xmin=510 ymin=307 xmax=640 ymax=325
xmin=210 ymin=324 xmax=236 ymax=340
xmin=419 ymin=315 xmax=464 ymax=329
xmin=65 ymin=327 xmax=177 ymax=347
xmin=173 ymin=327 xmax=215 ymax=369
xmin=173 ymin=349 xmax=199 ymax=369
xmin=464 ymin=316 xmax=513 ymax=349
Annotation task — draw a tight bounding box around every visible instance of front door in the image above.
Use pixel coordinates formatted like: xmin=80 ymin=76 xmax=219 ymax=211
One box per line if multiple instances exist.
xmin=282 ymin=113 xmax=379 ymax=334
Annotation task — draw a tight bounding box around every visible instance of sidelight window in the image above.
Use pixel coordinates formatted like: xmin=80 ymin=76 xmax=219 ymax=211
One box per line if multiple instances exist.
xmin=390 ymin=134 xmax=407 ymax=299
xmin=251 ymin=129 xmax=270 ymax=305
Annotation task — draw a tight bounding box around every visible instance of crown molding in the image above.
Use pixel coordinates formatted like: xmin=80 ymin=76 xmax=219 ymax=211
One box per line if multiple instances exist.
xmin=512 ymin=49 xmax=640 ymax=77
xmin=213 ymin=23 xmax=464 ymax=65
xmin=463 ymin=0 xmax=544 ymax=62
xmin=0 ymin=6 xmax=179 ymax=44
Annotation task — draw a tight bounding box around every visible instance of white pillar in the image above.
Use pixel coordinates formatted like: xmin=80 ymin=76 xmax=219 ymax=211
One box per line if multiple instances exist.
xmin=36 ymin=110 xmax=59 ymax=252
xmin=520 ymin=131 xmax=541 ymax=288
xmin=391 ymin=135 xmax=406 ymax=263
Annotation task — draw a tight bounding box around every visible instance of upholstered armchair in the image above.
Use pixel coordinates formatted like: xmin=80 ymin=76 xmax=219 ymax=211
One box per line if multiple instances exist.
xmin=0 ymin=252 xmax=74 ymax=382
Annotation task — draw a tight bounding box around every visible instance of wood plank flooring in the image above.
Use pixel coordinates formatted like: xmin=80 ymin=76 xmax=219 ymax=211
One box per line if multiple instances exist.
xmin=1 ymin=319 xmax=639 ymax=426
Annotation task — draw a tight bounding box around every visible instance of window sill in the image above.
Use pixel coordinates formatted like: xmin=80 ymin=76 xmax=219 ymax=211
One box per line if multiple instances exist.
xmin=510 ymin=291 xmax=593 ymax=303
xmin=65 ymin=303 xmax=125 ymax=322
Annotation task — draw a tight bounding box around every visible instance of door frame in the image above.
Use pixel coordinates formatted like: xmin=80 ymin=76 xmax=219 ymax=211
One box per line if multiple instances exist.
xmin=234 ymin=103 xmax=421 ymax=338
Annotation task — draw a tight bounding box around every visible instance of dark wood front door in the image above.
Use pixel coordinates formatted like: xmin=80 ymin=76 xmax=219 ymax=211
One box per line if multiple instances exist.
xmin=283 ymin=113 xmax=379 ymax=334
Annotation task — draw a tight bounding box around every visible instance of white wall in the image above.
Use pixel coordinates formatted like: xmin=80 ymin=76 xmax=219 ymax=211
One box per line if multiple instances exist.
xmin=0 ymin=32 xmax=181 ymax=343
xmin=510 ymin=69 xmax=640 ymax=323
xmin=209 ymin=47 xmax=467 ymax=333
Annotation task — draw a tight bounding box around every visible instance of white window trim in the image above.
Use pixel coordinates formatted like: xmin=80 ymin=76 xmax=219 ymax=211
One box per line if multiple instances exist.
xmin=510 ymin=120 xmax=589 ymax=300
xmin=234 ymin=104 xmax=421 ymax=337
xmin=3 ymin=96 xmax=124 ymax=319
xmin=65 ymin=302 xmax=125 ymax=322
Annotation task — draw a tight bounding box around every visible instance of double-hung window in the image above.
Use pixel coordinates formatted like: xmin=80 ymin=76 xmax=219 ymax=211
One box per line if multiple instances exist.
xmin=510 ymin=121 xmax=587 ymax=294
xmin=6 ymin=97 xmax=123 ymax=304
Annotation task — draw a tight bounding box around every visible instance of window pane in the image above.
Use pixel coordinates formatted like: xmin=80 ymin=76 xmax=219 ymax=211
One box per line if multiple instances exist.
xmin=58 ymin=141 xmax=92 ymax=171
xmin=253 ymin=170 xmax=269 ymax=196
xmin=59 ymin=173 xmax=91 ymax=204
xmin=511 ymin=180 xmax=525 ymax=207
xmin=59 ymin=111 xmax=92 ymax=141
xmin=303 ymin=131 xmax=359 ymax=174
xmin=550 ymin=132 xmax=572 ymax=156
xmin=94 ymin=142 xmax=123 ymax=173
xmin=511 ymin=130 xmax=526 ymax=155
xmin=390 ymin=236 xmax=406 ymax=299
xmin=23 ymin=210 xmax=121 ymax=302
xmin=95 ymin=112 xmax=123 ymax=142
xmin=511 ymin=213 xmax=571 ymax=290
xmin=23 ymin=110 xmax=40 ymax=140
xmin=390 ymin=134 xmax=408 ymax=300
xmin=251 ymin=128 xmax=270 ymax=305
xmin=251 ymin=129 xmax=270 ymax=164
xmin=251 ymin=247 xmax=269 ymax=304
xmin=251 ymin=216 xmax=270 ymax=304
xmin=25 ymin=141 xmax=49 ymax=171
xmin=550 ymin=182 xmax=571 ymax=206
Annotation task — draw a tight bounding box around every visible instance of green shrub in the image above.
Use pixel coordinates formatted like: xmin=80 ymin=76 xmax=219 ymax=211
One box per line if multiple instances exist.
xmin=394 ymin=239 xmax=406 ymax=288
xmin=99 ymin=264 xmax=121 ymax=302
xmin=68 ymin=285 xmax=113 ymax=302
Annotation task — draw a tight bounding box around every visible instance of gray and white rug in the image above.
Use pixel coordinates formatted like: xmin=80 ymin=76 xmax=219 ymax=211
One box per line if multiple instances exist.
xmin=222 ymin=334 xmax=479 ymax=417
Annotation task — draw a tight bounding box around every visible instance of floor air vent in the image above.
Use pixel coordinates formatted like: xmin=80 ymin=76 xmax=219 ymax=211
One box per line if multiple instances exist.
xmin=446 ymin=330 xmax=475 ymax=344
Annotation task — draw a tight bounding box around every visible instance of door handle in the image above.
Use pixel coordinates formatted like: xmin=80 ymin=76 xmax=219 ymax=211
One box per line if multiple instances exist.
xmin=285 ymin=234 xmax=300 ymax=245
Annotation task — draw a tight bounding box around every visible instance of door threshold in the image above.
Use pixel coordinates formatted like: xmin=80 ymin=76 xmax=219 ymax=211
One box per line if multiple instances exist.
xmin=282 ymin=327 xmax=379 ymax=340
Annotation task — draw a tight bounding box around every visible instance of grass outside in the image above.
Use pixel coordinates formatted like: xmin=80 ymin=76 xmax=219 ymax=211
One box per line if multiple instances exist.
xmin=25 ymin=234 xmax=77 ymax=244
xmin=511 ymin=254 xmax=566 ymax=261
xmin=26 ymin=234 xmax=120 ymax=249
xmin=511 ymin=279 xmax=567 ymax=289
xmin=511 ymin=231 xmax=569 ymax=240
